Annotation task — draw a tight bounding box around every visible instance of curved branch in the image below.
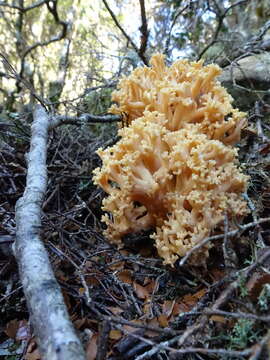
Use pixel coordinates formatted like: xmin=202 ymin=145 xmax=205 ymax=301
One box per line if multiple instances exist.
xmin=179 ymin=217 xmax=270 ymax=266
xmin=15 ymin=105 xmax=86 ymax=360
xmin=0 ymin=52 xmax=47 ymax=108
xmin=19 ymin=0 xmax=68 ymax=82
xmin=217 ymin=21 xmax=270 ymax=68
xmin=197 ymin=0 xmax=248 ymax=60
xmin=164 ymin=3 xmax=189 ymax=57
xmin=21 ymin=3 xmax=68 ymax=61
xmin=102 ymin=0 xmax=148 ymax=65
xmin=0 ymin=0 xmax=48 ymax=12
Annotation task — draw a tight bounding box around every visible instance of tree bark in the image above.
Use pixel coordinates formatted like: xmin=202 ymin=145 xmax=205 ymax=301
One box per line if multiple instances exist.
xmin=15 ymin=105 xmax=86 ymax=360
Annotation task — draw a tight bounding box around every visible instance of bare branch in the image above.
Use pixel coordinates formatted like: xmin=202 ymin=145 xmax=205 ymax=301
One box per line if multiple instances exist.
xmin=9 ymin=0 xmax=69 ymax=89
xmin=164 ymin=3 xmax=189 ymax=56
xmin=179 ymin=217 xmax=270 ymax=266
xmin=170 ymin=346 xmax=252 ymax=358
xmin=0 ymin=0 xmax=48 ymax=12
xmin=137 ymin=344 xmax=252 ymax=360
xmin=0 ymin=52 xmax=48 ymax=108
xmin=14 ymin=105 xmax=86 ymax=360
xmin=246 ymin=19 xmax=270 ymax=45
xmin=50 ymin=113 xmax=122 ymax=129
xmin=102 ymin=0 xmax=148 ymax=65
xmin=21 ymin=1 xmax=68 ymax=62
xmin=48 ymin=6 xmax=75 ymax=106
xmin=201 ymin=309 xmax=270 ymax=322
xmin=198 ymin=0 xmax=248 ymax=60
xmin=138 ymin=0 xmax=149 ymax=59
xmin=248 ymin=330 xmax=270 ymax=360
xmin=217 ymin=20 xmax=270 ymax=67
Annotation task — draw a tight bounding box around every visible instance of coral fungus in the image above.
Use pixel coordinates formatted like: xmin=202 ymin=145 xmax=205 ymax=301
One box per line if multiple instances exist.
xmin=110 ymin=54 xmax=246 ymax=145
xmin=93 ymin=54 xmax=248 ymax=266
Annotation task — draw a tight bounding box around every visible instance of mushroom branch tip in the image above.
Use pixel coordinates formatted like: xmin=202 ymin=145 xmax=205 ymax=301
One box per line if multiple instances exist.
xmin=93 ymin=53 xmax=249 ymax=266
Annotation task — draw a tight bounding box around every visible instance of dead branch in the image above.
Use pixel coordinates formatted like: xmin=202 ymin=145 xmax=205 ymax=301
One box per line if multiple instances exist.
xmin=20 ymin=0 xmax=68 ymax=81
xmin=119 ymin=324 xmax=253 ymax=359
xmin=248 ymin=330 xmax=270 ymax=360
xmin=102 ymin=0 xmax=148 ymax=65
xmin=0 ymin=53 xmax=48 ymax=108
xmin=138 ymin=0 xmax=149 ymax=60
xmin=179 ymin=217 xmax=270 ymax=266
xmin=96 ymin=320 xmax=111 ymax=360
xmin=164 ymin=3 xmax=189 ymax=56
xmin=105 ymin=315 xmax=178 ymax=335
xmin=172 ymin=247 xmax=270 ymax=351
xmin=0 ymin=0 xmax=48 ymax=12
xmin=198 ymin=0 xmax=248 ymax=60
xmin=192 ymin=309 xmax=270 ymax=322
xmin=217 ymin=20 xmax=270 ymax=67
xmin=21 ymin=0 xmax=68 ymax=60
xmin=50 ymin=113 xmax=122 ymax=128
xmin=14 ymin=105 xmax=86 ymax=360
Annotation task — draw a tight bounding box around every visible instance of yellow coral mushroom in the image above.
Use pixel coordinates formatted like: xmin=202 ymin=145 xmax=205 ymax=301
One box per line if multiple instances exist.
xmin=93 ymin=54 xmax=248 ymax=266
xmin=110 ymin=54 xmax=246 ymax=145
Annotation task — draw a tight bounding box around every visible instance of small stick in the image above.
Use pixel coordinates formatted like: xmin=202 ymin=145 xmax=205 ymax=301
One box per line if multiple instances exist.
xmin=179 ymin=217 xmax=270 ymax=266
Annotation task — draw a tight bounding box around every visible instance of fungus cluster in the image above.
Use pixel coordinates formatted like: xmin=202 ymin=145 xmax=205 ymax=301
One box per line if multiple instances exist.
xmin=93 ymin=54 xmax=249 ymax=266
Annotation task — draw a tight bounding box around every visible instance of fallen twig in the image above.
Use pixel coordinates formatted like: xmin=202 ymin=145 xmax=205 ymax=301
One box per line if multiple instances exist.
xmin=14 ymin=105 xmax=86 ymax=360
xmin=171 ymin=247 xmax=270 ymax=353
xmin=50 ymin=112 xmax=122 ymax=128
xmin=248 ymin=329 xmax=270 ymax=360
xmin=190 ymin=309 xmax=270 ymax=323
xmin=179 ymin=217 xmax=270 ymax=266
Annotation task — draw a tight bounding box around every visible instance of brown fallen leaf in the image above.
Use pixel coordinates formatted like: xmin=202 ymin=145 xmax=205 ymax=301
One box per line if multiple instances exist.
xmin=161 ymin=300 xmax=190 ymax=322
xmin=182 ymin=288 xmax=206 ymax=308
xmin=246 ymin=271 xmax=270 ymax=301
xmin=209 ymin=268 xmax=225 ymax=282
xmin=145 ymin=278 xmax=157 ymax=293
xmin=210 ymin=315 xmax=227 ymax=323
xmin=143 ymin=302 xmax=153 ymax=317
xmin=118 ymin=269 xmax=133 ymax=284
xmin=133 ymin=281 xmax=149 ymax=299
xmin=139 ymin=245 xmax=154 ymax=257
xmin=259 ymin=143 xmax=270 ymax=155
xmin=62 ymin=290 xmax=72 ymax=310
xmin=85 ymin=275 xmax=100 ymax=286
xmin=109 ymin=329 xmax=122 ymax=340
xmin=119 ymin=249 xmax=130 ymax=256
xmin=109 ymin=261 xmax=124 ymax=271
xmin=86 ymin=333 xmax=98 ymax=360
xmin=171 ymin=301 xmax=190 ymax=316
xmin=123 ymin=319 xmax=144 ymax=333
xmin=162 ymin=300 xmax=176 ymax=318
xmin=74 ymin=318 xmax=88 ymax=330
xmin=16 ymin=320 xmax=30 ymax=341
xmin=74 ymin=318 xmax=98 ymax=331
xmin=158 ymin=314 xmax=169 ymax=328
xmin=25 ymin=339 xmax=41 ymax=360
xmin=25 ymin=348 xmax=41 ymax=360
xmin=78 ymin=287 xmax=86 ymax=295
xmin=107 ymin=306 xmax=124 ymax=315
xmin=145 ymin=318 xmax=161 ymax=337
xmin=85 ymin=260 xmax=93 ymax=269
xmin=5 ymin=319 xmax=29 ymax=340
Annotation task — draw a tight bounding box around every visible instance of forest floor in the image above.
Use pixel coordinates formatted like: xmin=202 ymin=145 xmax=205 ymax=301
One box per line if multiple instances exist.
xmin=0 ymin=102 xmax=270 ymax=360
